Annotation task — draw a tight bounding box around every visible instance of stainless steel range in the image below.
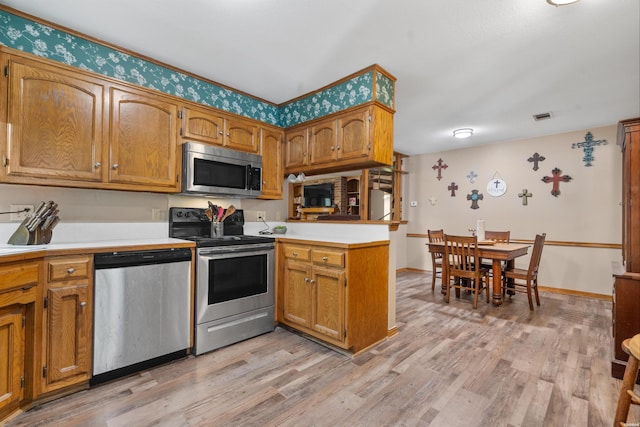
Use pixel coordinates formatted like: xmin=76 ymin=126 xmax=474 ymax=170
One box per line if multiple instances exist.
xmin=169 ymin=207 xmax=275 ymax=355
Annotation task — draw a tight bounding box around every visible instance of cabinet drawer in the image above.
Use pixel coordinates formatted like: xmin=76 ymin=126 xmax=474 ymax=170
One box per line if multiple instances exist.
xmin=311 ymin=249 xmax=345 ymax=267
xmin=284 ymin=246 xmax=311 ymax=261
xmin=47 ymin=257 xmax=91 ymax=282
xmin=0 ymin=262 xmax=39 ymax=293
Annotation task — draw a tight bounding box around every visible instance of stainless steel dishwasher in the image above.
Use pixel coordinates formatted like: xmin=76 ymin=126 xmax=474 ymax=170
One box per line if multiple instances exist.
xmin=92 ymin=247 xmax=192 ymax=384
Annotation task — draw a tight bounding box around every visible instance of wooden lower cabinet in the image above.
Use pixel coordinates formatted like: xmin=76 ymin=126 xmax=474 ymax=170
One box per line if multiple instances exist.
xmin=277 ymin=240 xmax=388 ymax=354
xmin=612 ymin=272 xmax=640 ymax=383
xmin=0 ymin=259 xmax=39 ymax=420
xmin=0 ymin=305 xmax=25 ymax=417
xmin=41 ymin=256 xmax=93 ymax=394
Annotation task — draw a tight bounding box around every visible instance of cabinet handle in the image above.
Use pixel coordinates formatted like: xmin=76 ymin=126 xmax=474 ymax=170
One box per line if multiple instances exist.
xmin=80 ymin=302 xmax=87 ymax=310
xmin=94 ymin=162 xmax=101 ymax=168
xmin=292 ymin=252 xmax=298 ymax=257
xmin=331 ymin=146 xmax=335 ymax=151
xmin=322 ymin=256 xmax=328 ymax=262
xmin=263 ymin=180 xmax=267 ymax=185
xmin=309 ymin=279 xmax=315 ymax=284
xmin=21 ymin=285 xmax=34 ymax=291
xmin=336 ymin=145 xmax=341 ymax=150
xmin=304 ymin=278 xmax=309 ymax=283
xmin=226 ymin=132 xmax=230 ymax=137
xmin=219 ymin=131 xmax=224 ymax=135
xmin=112 ymin=163 xmax=119 ymax=170
xmin=67 ymin=267 xmax=75 ymax=274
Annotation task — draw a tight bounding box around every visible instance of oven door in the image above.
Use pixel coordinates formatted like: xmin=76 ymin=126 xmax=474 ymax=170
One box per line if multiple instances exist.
xmin=196 ymin=244 xmax=274 ymax=325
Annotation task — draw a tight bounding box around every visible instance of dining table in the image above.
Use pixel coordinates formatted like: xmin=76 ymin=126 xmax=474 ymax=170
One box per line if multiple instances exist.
xmin=427 ymin=241 xmax=531 ymax=306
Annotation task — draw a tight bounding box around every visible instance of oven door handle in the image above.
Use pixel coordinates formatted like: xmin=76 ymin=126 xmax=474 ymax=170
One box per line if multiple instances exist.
xmin=198 ymin=246 xmax=273 ymax=257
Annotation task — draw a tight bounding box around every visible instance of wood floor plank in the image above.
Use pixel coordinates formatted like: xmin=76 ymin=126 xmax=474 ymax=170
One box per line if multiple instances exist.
xmin=6 ymin=270 xmax=639 ymax=427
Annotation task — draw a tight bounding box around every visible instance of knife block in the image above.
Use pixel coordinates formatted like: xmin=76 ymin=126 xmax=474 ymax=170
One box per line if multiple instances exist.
xmin=7 ymin=225 xmax=53 ymax=245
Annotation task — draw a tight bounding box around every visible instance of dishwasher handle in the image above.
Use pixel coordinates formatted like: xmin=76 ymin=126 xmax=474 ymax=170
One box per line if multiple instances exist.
xmin=94 ymin=248 xmax=192 ymax=269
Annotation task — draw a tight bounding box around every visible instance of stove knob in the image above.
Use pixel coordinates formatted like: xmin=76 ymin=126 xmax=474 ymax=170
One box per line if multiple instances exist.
xmin=176 ymin=211 xmax=183 ymax=218
xmin=185 ymin=212 xmax=191 ymax=218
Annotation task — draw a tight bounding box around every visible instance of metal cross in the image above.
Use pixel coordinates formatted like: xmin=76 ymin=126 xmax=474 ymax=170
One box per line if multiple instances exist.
xmin=466 ymin=190 xmax=483 ymax=209
xmin=572 ymin=132 xmax=607 ymax=167
xmin=527 ymin=152 xmax=545 ymax=171
xmin=542 ymin=167 xmax=572 ymax=197
xmin=432 ymin=158 xmax=448 ymax=181
xmin=448 ymin=182 xmax=458 ymax=197
xmin=466 ymin=170 xmax=477 ymax=183
xmin=518 ymin=189 xmax=533 ymax=205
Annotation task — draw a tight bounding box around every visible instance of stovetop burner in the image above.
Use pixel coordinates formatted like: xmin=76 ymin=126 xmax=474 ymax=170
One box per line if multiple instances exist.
xmin=182 ymin=235 xmax=274 ymax=247
xmin=169 ymin=207 xmax=274 ymax=247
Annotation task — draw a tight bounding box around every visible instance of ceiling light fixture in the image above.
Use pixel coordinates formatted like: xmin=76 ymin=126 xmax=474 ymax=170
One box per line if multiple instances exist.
xmin=453 ymin=128 xmax=474 ymax=139
xmin=546 ymin=0 xmax=580 ymax=6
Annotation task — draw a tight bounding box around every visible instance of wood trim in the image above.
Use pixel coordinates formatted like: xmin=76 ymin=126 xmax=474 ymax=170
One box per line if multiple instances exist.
xmin=387 ymin=326 xmax=398 ymax=338
xmin=274 ymin=237 xmax=389 ymax=250
xmin=0 ymin=5 xmax=278 ymax=107
xmin=406 ymin=233 xmax=622 ymax=250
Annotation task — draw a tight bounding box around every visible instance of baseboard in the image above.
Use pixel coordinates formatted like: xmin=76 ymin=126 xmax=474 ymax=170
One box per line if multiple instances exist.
xmin=387 ymin=326 xmax=398 ymax=337
xmin=397 ymin=269 xmax=612 ymax=301
xmin=537 ymin=286 xmax=611 ymax=301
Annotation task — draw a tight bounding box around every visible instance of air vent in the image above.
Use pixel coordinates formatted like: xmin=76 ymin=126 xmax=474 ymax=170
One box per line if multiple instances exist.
xmin=533 ymin=112 xmax=553 ymax=121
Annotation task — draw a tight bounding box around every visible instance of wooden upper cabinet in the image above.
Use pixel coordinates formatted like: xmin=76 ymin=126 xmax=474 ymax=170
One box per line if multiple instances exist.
xmin=224 ymin=116 xmax=259 ymax=153
xmin=284 ymin=128 xmax=309 ymax=170
xmin=284 ymin=103 xmax=393 ymax=175
xmin=181 ymin=106 xmax=225 ymax=146
xmin=309 ymin=120 xmax=338 ymax=165
xmin=4 ymin=55 xmax=104 ymax=182
xmin=259 ymin=127 xmax=284 ymax=199
xmin=337 ymin=107 xmax=371 ymax=161
xmin=109 ymin=87 xmax=179 ymax=189
xmin=181 ymin=106 xmax=259 ymax=154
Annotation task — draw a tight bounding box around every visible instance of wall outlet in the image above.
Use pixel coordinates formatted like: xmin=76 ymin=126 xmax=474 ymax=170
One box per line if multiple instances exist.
xmin=410 ymin=201 xmax=418 ymax=207
xmin=257 ymin=211 xmax=266 ymax=221
xmin=10 ymin=204 xmax=34 ymax=222
xmin=151 ymin=209 xmax=167 ymax=221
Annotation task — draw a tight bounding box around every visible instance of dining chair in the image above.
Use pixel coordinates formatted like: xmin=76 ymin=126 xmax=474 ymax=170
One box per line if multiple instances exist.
xmin=481 ymin=230 xmax=512 ymax=273
xmin=614 ymin=333 xmax=640 ymax=427
xmin=502 ymin=233 xmax=546 ymax=311
xmin=427 ymin=229 xmax=445 ymax=291
xmin=443 ymin=234 xmax=490 ymax=309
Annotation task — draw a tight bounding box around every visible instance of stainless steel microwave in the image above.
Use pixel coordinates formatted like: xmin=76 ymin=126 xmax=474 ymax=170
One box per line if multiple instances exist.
xmin=181 ymin=142 xmax=262 ymax=198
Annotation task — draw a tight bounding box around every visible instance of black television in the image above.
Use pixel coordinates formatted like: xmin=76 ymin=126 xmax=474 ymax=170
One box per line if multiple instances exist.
xmin=304 ymin=183 xmax=334 ymax=207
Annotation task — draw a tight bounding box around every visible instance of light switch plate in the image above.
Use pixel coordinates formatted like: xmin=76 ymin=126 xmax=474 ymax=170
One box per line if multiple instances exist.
xmin=257 ymin=211 xmax=266 ymax=221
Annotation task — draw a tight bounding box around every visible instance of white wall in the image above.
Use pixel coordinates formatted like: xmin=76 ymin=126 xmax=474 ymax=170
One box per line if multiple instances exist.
xmin=401 ymin=124 xmax=622 ymax=296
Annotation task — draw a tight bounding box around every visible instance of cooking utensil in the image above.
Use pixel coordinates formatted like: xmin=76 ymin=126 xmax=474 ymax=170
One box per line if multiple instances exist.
xmin=217 ymin=206 xmax=224 ymax=221
xmin=205 ymin=208 xmax=213 ymax=221
xmin=220 ymin=205 xmax=236 ymax=222
xmin=7 ymin=215 xmax=32 ymax=245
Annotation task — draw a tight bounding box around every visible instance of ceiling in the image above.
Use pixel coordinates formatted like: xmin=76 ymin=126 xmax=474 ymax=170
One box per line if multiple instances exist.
xmin=1 ymin=0 xmax=639 ymax=155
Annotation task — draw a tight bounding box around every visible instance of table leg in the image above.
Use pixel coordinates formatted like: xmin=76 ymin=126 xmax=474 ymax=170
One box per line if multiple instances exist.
xmin=492 ymin=259 xmax=503 ymax=306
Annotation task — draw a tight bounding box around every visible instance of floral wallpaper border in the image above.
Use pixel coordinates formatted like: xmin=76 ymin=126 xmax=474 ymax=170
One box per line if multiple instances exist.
xmin=0 ymin=9 xmax=394 ymax=129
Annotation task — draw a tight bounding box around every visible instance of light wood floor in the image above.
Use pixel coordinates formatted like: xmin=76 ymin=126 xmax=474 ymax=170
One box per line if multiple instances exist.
xmin=6 ymin=270 xmax=639 ymax=427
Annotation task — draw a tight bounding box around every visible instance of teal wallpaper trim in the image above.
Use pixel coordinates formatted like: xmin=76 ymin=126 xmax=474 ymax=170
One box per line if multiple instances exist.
xmin=376 ymin=71 xmax=394 ymax=109
xmin=279 ymin=71 xmax=374 ymax=128
xmin=0 ymin=9 xmax=393 ymax=129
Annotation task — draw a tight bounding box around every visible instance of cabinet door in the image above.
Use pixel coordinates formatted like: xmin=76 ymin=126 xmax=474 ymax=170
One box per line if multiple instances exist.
xmin=182 ymin=106 xmax=225 ymax=146
xmin=5 ymin=57 xmax=104 ymax=181
xmin=284 ymin=129 xmax=309 ymax=171
xmin=283 ymin=260 xmax=312 ymax=328
xmin=312 ymin=266 xmax=345 ymax=342
xmin=259 ymin=127 xmax=283 ymax=199
xmin=43 ymin=283 xmax=92 ymax=392
xmin=0 ymin=306 xmax=25 ymax=415
xmin=309 ymin=120 xmax=338 ymax=165
xmin=109 ymin=87 xmax=178 ymax=189
xmin=337 ymin=107 xmax=371 ymax=161
xmin=224 ymin=117 xmax=260 ymax=153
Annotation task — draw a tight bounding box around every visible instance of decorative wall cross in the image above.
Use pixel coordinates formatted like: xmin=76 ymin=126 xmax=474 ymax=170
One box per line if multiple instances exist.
xmin=572 ymin=131 xmax=607 ymax=166
xmin=518 ymin=189 xmax=533 ymax=205
xmin=448 ymin=182 xmax=458 ymax=197
xmin=527 ymin=152 xmax=545 ymax=171
xmin=432 ymin=158 xmax=448 ymax=181
xmin=466 ymin=170 xmax=477 ymax=183
xmin=466 ymin=190 xmax=483 ymax=209
xmin=542 ymin=167 xmax=572 ymax=197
